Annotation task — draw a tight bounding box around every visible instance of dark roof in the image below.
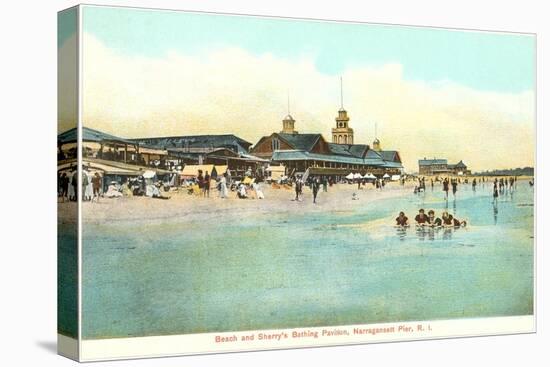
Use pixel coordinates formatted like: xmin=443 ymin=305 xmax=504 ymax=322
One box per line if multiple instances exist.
xmin=277 ymin=133 xmax=322 ymax=151
xmin=130 ymin=134 xmax=252 ymax=154
xmin=328 ymin=143 xmax=369 ymax=158
xmin=454 ymin=160 xmax=467 ymax=168
xmin=272 ymin=150 xmax=385 ymax=166
xmin=271 ymin=149 xmax=403 ymax=169
xmin=379 ymin=150 xmax=400 ymax=162
xmin=365 ymin=149 xmax=383 ymax=159
xmin=419 ymin=158 xmax=447 ymax=166
xmin=58 ymin=127 xmax=136 ymax=145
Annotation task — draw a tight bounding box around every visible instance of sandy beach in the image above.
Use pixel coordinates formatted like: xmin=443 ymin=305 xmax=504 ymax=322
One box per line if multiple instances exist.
xmin=59 ymin=181 xmax=415 ymax=225
xmin=74 ymin=178 xmax=534 ymax=339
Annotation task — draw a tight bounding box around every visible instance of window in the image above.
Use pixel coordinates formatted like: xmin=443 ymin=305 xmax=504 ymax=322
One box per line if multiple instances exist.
xmin=271 ymin=138 xmax=280 ymax=151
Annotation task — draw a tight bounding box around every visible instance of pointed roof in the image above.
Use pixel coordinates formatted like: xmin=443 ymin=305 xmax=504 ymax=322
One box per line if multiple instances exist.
xmin=455 ymin=160 xmax=467 ymax=168
xmin=328 ymin=143 xmax=369 ymax=158
xmin=277 ymin=133 xmax=322 ymax=151
xmin=379 ymin=150 xmax=401 ymax=163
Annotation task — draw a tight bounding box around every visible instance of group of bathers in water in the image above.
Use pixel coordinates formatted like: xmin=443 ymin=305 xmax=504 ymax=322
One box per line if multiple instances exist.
xmin=395 ymin=209 xmax=467 ymax=227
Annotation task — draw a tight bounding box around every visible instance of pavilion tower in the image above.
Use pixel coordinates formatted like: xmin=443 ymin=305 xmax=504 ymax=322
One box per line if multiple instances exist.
xmin=372 ymin=122 xmax=381 ymax=151
xmin=332 ymin=77 xmax=354 ymax=144
xmin=281 ymin=90 xmax=298 ymax=134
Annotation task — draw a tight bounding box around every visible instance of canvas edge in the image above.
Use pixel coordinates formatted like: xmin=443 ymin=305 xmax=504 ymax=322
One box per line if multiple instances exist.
xmin=64 ymin=3 xmax=537 ymax=362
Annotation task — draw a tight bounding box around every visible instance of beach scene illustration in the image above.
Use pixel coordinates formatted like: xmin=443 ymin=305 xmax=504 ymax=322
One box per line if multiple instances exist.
xmin=58 ymin=6 xmax=534 ymax=340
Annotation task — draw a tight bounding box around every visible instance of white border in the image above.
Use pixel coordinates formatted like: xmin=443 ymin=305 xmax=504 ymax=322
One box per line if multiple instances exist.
xmin=78 ymin=316 xmax=534 ymax=361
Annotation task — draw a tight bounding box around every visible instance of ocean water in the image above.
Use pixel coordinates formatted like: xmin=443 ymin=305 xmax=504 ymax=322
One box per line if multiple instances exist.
xmin=81 ymin=181 xmax=534 ymax=339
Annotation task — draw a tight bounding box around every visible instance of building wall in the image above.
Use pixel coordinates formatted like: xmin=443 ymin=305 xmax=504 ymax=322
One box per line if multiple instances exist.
xmin=309 ymin=137 xmax=331 ymax=155
xmin=250 ymin=134 xmax=293 ymax=158
xmin=419 ymin=163 xmax=447 ymax=175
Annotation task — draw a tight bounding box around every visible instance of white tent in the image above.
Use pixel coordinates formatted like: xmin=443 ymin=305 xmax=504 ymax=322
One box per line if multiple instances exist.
xmin=363 ymin=173 xmax=376 ymax=179
xmin=383 ymin=173 xmax=390 ymax=178
xmin=353 ymin=173 xmax=362 ymax=179
xmin=142 ymin=170 xmax=156 ymax=179
xmin=345 ymin=173 xmax=354 ymax=180
xmin=391 ymin=175 xmax=401 ymax=181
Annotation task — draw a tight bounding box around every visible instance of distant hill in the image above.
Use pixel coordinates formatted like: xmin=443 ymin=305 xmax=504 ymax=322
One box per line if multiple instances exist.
xmin=474 ymin=167 xmax=534 ymax=176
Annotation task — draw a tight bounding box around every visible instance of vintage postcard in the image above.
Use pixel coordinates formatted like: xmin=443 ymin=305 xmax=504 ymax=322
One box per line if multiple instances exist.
xmin=57 ymin=4 xmax=535 ymax=361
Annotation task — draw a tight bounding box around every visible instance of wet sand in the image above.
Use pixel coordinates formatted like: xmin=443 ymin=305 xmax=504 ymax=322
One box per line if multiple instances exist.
xmin=59 ymin=181 xmax=415 ymax=224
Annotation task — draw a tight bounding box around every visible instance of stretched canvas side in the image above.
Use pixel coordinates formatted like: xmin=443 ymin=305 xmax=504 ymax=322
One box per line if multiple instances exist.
xmin=57 ymin=5 xmax=81 ymax=361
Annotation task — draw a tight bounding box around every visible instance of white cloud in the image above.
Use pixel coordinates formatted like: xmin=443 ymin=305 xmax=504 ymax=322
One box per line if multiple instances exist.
xmin=81 ymin=33 xmax=534 ymax=172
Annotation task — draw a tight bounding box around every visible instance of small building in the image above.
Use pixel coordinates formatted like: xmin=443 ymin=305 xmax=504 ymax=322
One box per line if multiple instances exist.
xmin=418 ymin=158 xmax=449 ymax=175
xmin=418 ymin=157 xmax=470 ymax=175
xmin=448 ymin=160 xmax=470 ymax=175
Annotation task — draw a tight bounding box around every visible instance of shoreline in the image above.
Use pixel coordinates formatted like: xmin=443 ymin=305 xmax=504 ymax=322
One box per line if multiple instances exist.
xmin=58 ymin=176 xmax=533 ymax=226
xmin=59 ymin=182 xmax=413 ymax=225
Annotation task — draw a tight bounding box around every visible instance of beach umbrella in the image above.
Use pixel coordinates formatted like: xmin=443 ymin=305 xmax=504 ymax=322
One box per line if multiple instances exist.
xmin=353 ymin=173 xmax=362 ymax=179
xmin=364 ymin=173 xmax=376 ymax=179
xmin=345 ymin=173 xmax=354 ymax=180
xmin=383 ymin=173 xmax=390 ymax=178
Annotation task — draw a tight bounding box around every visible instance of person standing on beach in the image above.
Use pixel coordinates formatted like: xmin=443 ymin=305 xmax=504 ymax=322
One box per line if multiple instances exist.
xmin=60 ymin=172 xmax=69 ymax=202
xmin=91 ymin=172 xmax=101 ymax=203
xmin=204 ymin=171 xmax=210 ymax=198
xmin=451 ymin=179 xmax=458 ymax=197
xmin=82 ymin=170 xmax=90 ymax=201
xmin=472 ymin=178 xmax=477 ymax=192
xmin=197 ymin=170 xmax=204 ymax=196
xmin=322 ymin=177 xmax=328 ymax=192
xmin=220 ymin=173 xmax=228 ymax=199
xmin=294 ymin=176 xmax=303 ymax=201
xmin=493 ymin=179 xmax=499 ymax=203
xmin=442 ymin=178 xmax=449 ymax=200
xmin=312 ymin=177 xmax=320 ymax=204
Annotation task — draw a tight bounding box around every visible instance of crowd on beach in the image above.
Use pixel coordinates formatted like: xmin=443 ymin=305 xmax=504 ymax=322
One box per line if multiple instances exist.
xmin=58 ymin=161 xmax=532 ymax=213
xmin=410 ymin=175 xmax=523 ymax=201
xmin=57 ymin=167 xmax=102 ymax=202
xmin=185 ymin=169 xmax=266 ymax=200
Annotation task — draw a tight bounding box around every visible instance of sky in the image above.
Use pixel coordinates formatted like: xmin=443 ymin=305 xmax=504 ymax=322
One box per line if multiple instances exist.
xmin=59 ymin=5 xmax=536 ymax=172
